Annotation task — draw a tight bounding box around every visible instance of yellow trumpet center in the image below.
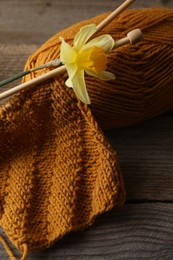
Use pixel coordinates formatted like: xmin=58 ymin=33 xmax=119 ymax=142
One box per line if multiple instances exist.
xmin=76 ymin=46 xmax=107 ymax=72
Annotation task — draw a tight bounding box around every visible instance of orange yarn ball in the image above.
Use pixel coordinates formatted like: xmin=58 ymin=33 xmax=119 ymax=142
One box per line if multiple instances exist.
xmin=24 ymin=7 xmax=173 ymax=129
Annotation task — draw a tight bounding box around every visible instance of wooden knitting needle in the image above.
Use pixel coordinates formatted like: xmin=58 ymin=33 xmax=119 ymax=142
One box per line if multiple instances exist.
xmin=0 ymin=0 xmax=136 ymax=89
xmin=0 ymin=66 xmax=66 ymax=101
xmin=0 ymin=29 xmax=143 ymax=101
xmin=115 ymin=29 xmax=143 ymax=48
xmin=96 ymin=0 xmax=136 ymax=33
xmin=0 ymin=0 xmax=138 ymax=101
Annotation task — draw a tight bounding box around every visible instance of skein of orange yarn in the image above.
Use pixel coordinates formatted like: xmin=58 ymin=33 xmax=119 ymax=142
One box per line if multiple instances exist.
xmin=24 ymin=7 xmax=173 ymax=130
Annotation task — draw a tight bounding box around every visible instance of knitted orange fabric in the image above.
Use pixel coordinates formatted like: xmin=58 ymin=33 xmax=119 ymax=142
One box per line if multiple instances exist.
xmin=0 ymin=85 xmax=125 ymax=258
xmin=0 ymin=7 xmax=172 ymax=259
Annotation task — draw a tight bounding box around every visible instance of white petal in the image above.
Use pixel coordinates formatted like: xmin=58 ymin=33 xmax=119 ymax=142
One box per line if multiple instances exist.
xmin=64 ymin=64 xmax=77 ymax=88
xmin=65 ymin=64 xmax=78 ymax=80
xmin=73 ymin=24 xmax=97 ymax=51
xmin=65 ymin=78 xmax=73 ymax=88
xmin=83 ymin=34 xmax=115 ymax=53
xmin=60 ymin=37 xmax=76 ymax=64
xmin=85 ymin=70 xmax=116 ymax=81
xmin=71 ymin=69 xmax=91 ymax=104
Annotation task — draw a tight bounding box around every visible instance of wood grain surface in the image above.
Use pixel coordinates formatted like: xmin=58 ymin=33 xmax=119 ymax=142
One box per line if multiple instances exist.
xmin=0 ymin=0 xmax=173 ymax=259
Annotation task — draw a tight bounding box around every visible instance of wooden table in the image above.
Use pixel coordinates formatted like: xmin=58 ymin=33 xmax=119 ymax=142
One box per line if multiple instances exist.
xmin=0 ymin=0 xmax=173 ymax=259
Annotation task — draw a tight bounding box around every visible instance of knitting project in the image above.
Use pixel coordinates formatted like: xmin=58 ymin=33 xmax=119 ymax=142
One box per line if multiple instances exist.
xmin=0 ymin=7 xmax=173 ymax=259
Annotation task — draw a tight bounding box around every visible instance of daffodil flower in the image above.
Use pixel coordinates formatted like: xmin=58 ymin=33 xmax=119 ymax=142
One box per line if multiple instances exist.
xmin=60 ymin=24 xmax=116 ymax=104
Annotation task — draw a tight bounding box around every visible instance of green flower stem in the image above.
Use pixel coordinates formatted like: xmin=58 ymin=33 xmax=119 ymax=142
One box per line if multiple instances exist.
xmin=0 ymin=70 xmax=31 ymax=87
xmin=0 ymin=59 xmax=62 ymax=88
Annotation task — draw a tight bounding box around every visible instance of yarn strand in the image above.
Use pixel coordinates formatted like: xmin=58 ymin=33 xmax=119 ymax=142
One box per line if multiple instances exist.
xmin=0 ymin=235 xmax=16 ymax=260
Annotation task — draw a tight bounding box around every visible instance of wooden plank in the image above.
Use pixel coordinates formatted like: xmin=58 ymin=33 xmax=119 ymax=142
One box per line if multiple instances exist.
xmin=0 ymin=44 xmax=37 ymax=105
xmin=0 ymin=44 xmax=37 ymax=81
xmin=0 ymin=0 xmax=172 ymax=45
xmin=105 ymin=114 xmax=173 ymax=201
xmin=0 ymin=203 xmax=173 ymax=259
